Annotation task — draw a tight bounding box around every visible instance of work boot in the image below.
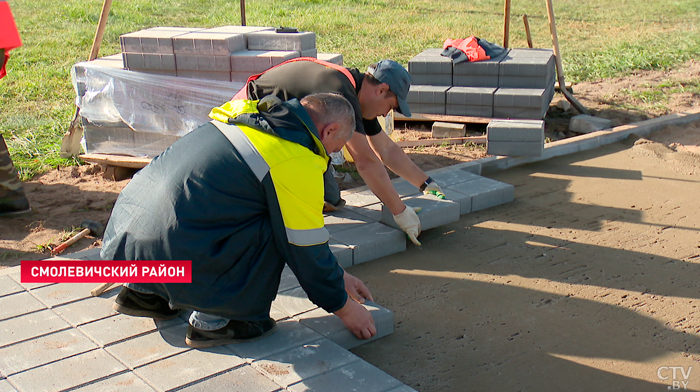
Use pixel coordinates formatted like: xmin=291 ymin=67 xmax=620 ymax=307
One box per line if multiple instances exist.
xmin=185 ymin=318 xmax=277 ymax=348
xmin=322 ymin=198 xmax=346 ymax=213
xmin=0 ymin=136 xmax=30 ymax=217
xmin=113 ymin=286 xmax=183 ymax=320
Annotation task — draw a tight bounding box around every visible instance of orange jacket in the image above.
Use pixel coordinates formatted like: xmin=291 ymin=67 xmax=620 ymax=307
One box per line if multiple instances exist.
xmin=443 ymin=36 xmax=490 ymax=62
xmin=0 ymin=0 xmax=23 ymax=79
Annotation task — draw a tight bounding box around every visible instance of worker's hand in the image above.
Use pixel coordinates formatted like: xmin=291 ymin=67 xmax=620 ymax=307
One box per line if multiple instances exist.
xmin=343 ymin=271 xmax=374 ymax=304
xmin=334 ymin=299 xmax=376 ymax=339
xmin=393 ymin=206 xmax=422 ymax=246
xmin=424 ymin=181 xmax=446 ymax=200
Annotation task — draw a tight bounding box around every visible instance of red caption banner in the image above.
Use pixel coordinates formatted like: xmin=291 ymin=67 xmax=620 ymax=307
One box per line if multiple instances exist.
xmin=21 ymin=260 xmax=192 ymax=283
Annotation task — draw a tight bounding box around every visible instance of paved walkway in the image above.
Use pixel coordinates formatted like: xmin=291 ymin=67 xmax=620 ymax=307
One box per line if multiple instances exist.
xmin=0 ymin=166 xmax=513 ymax=392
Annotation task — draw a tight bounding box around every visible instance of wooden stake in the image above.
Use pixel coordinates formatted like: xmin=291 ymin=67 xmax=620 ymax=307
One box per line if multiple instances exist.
xmin=240 ymin=0 xmax=246 ymax=26
xmin=544 ymin=0 xmax=589 ymax=114
xmin=503 ymin=0 xmax=511 ymax=48
xmin=523 ymin=14 xmax=533 ymax=48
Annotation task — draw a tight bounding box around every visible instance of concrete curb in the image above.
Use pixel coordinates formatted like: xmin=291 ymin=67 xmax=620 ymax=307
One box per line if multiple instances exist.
xmin=475 ymin=108 xmax=700 ymax=174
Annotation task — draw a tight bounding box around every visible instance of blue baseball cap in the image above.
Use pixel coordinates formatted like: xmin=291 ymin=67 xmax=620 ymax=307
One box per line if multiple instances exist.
xmin=368 ymin=60 xmax=412 ymax=117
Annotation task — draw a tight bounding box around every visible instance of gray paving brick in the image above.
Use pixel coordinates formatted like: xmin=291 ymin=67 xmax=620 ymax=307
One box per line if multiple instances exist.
xmin=253 ymin=338 xmax=361 ymax=387
xmin=9 ymin=273 xmax=53 ymax=290
xmin=408 ymin=49 xmax=452 ymax=74
xmin=345 ymin=204 xmax=382 ymax=222
xmin=446 ymin=87 xmax=495 ymax=106
xmin=225 ymin=319 xmax=324 ymax=361
xmin=0 ymin=380 xmax=17 ymax=392
xmin=143 ymin=53 xmax=176 ymax=70
xmin=296 ymin=301 xmax=393 ymax=349
xmin=270 ymin=305 xmax=289 ymax=322
xmin=230 ymin=50 xmax=299 ymax=72
xmin=278 ymin=265 xmax=301 ymax=293
xmin=446 ymin=177 xmax=514 ymax=211
xmin=390 ymin=180 xmax=421 ymax=198
xmin=487 ymin=119 xmax=544 ymax=142
xmin=78 ymin=313 xmax=181 ymax=347
xmin=452 ymin=74 xmax=499 ymax=87
xmin=330 ymin=240 xmax=353 ymax=269
xmin=324 ymin=208 xmax=375 ymax=234
xmin=446 ymin=104 xmax=493 ymax=117
xmin=0 ymin=329 xmax=98 ymax=376
xmin=430 ymin=167 xmax=483 ymax=187
xmin=134 ymin=69 xmax=178 ymax=77
xmin=231 ymin=71 xmax=254 ymax=83
xmin=499 ymin=51 xmax=554 ymax=80
xmin=247 ymin=31 xmax=316 ymax=51
xmin=106 ymin=323 xmax=190 ymax=369
xmin=177 ymin=70 xmax=232 ymax=81
xmin=133 ymin=346 xmax=245 ymax=391
xmin=407 ymin=85 xmax=449 ymax=105
xmin=0 ymin=292 xmax=45 ymax=321
xmin=287 ymin=360 xmax=402 ymax=392
xmin=204 ymin=25 xmax=275 ymax=46
xmin=493 ymin=87 xmax=546 ymax=108
xmin=408 ymin=103 xmax=445 ymax=114
xmin=410 ymin=73 xmax=452 ymax=86
xmin=120 ymin=27 xmax=201 ymax=54
xmin=508 ymin=48 xmax=554 ymax=58
xmin=487 ymin=140 xmax=543 ymax=157
xmin=123 ymin=52 xmax=145 ymax=69
xmin=453 ymin=56 xmax=503 ymax=76
xmin=71 ymin=372 xmax=157 ymax=392
xmin=272 ymin=287 xmax=318 ymax=318
xmin=499 ymin=74 xmax=554 ymax=89
xmin=0 ymin=276 xmax=22 ymax=298
xmin=31 ymin=282 xmax=99 ymax=308
xmin=341 ymin=189 xmax=380 ymax=207
xmin=441 ymin=188 xmax=473 ymax=215
xmin=300 ymin=48 xmax=318 ymax=58
xmin=52 ymin=288 xmax=120 ymax=326
xmin=438 ymin=159 xmax=482 ymax=175
xmin=177 ymin=365 xmax=282 ymax=392
xmin=330 ymin=222 xmax=406 ymax=264
xmin=492 ymin=106 xmax=546 ymax=120
xmin=432 ymin=122 xmax=466 ymax=138
xmin=0 ymin=309 xmax=70 ymax=348
xmin=7 ymin=349 xmax=126 ymax=392
xmin=317 ymin=53 xmax=343 ymax=65
xmin=381 ymin=194 xmax=460 ymax=231
xmin=89 ymin=54 xmax=124 ymax=70
xmin=173 ymin=32 xmax=246 ymax=55
xmin=174 ymin=54 xmax=231 ymax=71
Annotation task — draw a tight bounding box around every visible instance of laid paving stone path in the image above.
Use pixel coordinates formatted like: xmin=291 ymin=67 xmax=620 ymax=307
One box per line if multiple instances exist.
xmin=0 ymin=164 xmax=512 ymax=392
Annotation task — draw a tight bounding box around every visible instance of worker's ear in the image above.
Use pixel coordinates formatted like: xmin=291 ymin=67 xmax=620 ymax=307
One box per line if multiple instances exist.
xmin=319 ymin=122 xmax=341 ymax=141
xmin=377 ymin=83 xmax=391 ymax=97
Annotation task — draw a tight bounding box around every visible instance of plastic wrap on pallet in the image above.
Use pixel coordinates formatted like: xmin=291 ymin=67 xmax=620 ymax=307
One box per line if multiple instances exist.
xmin=71 ymin=61 xmax=243 ymax=137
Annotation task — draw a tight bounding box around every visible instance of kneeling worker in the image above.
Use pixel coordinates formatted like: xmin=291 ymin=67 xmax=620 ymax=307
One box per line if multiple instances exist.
xmin=101 ymin=93 xmax=376 ymax=348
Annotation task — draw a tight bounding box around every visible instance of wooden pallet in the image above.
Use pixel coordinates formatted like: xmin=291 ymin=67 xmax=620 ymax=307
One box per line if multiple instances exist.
xmin=79 ymin=153 xmax=151 ymax=169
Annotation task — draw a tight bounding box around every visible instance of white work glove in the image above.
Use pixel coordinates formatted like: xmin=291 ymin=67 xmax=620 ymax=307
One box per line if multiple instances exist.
xmin=393 ymin=206 xmax=422 ymax=246
xmin=421 ymin=177 xmax=446 ymax=200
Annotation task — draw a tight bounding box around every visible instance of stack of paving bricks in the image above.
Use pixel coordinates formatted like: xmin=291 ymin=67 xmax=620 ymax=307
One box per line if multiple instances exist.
xmin=119 ymin=26 xmax=341 ymax=82
xmin=406 ymin=47 xmax=556 ymax=119
xmin=74 ymin=26 xmax=343 ymax=158
xmin=487 ymin=119 xmax=545 ymax=157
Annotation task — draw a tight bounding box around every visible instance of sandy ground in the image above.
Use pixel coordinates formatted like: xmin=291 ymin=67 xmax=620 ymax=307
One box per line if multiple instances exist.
xmin=350 ymin=122 xmax=700 ymax=391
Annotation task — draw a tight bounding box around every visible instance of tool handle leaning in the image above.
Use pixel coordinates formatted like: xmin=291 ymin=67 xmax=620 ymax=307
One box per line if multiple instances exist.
xmin=52 ymin=228 xmax=90 ymax=255
xmin=91 ymin=283 xmax=117 ymax=297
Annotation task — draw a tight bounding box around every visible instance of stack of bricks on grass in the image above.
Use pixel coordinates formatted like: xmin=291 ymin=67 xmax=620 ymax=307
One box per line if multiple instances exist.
xmin=119 ymin=25 xmax=343 ymax=82
xmin=487 ymin=119 xmax=544 ymax=157
xmin=406 ymin=47 xmax=556 ymax=119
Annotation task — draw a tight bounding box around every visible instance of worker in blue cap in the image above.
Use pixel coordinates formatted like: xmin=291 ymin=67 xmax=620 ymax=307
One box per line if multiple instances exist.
xmin=230 ymin=58 xmax=446 ymax=246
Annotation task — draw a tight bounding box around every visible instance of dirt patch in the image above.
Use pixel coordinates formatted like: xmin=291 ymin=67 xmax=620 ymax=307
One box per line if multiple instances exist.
xmin=1 ymin=61 xmax=699 ymax=268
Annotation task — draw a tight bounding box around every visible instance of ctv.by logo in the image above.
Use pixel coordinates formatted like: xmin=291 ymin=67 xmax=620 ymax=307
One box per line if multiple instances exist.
xmin=657 ymin=366 xmax=692 ymax=390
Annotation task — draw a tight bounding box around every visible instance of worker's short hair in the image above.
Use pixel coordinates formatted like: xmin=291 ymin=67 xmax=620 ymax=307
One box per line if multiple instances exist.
xmin=364 ymin=63 xmax=382 ymax=86
xmin=301 ymin=93 xmax=355 ymax=141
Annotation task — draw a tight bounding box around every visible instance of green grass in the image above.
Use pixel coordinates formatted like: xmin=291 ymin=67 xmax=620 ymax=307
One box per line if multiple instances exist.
xmin=2 ymin=0 xmax=699 ymax=179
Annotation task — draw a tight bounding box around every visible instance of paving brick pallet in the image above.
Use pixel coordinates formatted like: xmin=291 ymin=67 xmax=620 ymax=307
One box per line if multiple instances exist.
xmin=407 ymin=47 xmax=556 ymax=119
